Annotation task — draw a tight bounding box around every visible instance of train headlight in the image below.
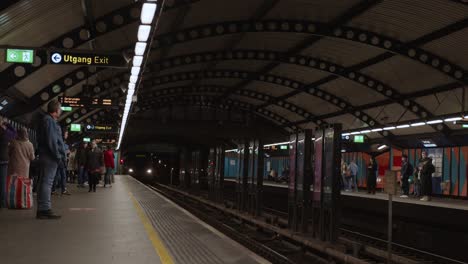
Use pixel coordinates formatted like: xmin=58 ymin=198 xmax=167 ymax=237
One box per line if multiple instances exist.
xmin=129 ymin=168 xmax=134 ymax=173
xmin=147 ymin=169 xmax=152 ymax=174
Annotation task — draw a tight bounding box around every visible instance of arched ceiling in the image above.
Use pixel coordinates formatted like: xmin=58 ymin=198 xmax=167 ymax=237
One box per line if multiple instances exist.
xmin=1 ymin=0 xmax=468 ymax=143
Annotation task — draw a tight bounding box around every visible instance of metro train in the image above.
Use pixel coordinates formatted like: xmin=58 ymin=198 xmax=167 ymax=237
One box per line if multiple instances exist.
xmin=123 ymin=152 xmax=155 ymax=183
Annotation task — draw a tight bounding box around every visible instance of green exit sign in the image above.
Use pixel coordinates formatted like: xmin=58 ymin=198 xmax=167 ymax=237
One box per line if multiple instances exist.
xmin=6 ymin=49 xmax=34 ymax=64
xmin=70 ymin=124 xmax=81 ymax=132
xmin=61 ymin=106 xmax=72 ymax=112
xmin=354 ymin=135 xmax=365 ymax=143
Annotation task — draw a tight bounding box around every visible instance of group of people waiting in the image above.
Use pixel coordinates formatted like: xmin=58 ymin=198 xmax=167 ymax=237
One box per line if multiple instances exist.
xmin=0 ymin=100 xmax=117 ymax=219
xmin=342 ymin=151 xmax=435 ymax=201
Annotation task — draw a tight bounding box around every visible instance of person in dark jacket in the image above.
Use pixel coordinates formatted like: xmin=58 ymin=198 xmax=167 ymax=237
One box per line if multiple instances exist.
xmin=367 ymin=157 xmax=377 ymax=194
xmin=36 ymin=101 xmax=65 ymax=219
xmin=52 ymin=130 xmax=70 ymax=195
xmin=418 ymin=151 xmax=435 ymax=201
xmin=76 ymin=142 xmax=88 ymax=188
xmin=86 ymin=140 xmax=104 ymax=192
xmin=0 ymin=116 xmax=17 ymax=208
xmin=400 ymin=154 xmax=413 ymax=198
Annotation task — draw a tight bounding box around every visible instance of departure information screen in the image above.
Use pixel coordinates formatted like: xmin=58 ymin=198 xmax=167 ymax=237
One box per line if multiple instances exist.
xmin=59 ymin=96 xmax=114 ymax=108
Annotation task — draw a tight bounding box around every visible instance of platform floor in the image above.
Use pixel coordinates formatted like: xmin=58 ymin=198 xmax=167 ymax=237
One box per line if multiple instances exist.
xmin=224 ymin=178 xmax=468 ymax=211
xmin=0 ymin=175 xmax=268 ymax=264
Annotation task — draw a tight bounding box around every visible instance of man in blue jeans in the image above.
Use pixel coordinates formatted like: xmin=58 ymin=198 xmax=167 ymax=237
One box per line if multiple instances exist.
xmin=37 ymin=100 xmax=66 ymax=219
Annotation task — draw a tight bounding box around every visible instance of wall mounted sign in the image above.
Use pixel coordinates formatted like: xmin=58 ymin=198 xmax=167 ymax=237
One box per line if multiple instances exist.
xmin=48 ymin=50 xmax=126 ymax=68
xmin=6 ymin=49 xmax=34 ymax=64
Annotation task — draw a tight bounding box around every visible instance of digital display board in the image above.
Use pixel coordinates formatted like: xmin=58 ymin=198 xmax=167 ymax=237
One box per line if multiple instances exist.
xmin=354 ymin=135 xmax=364 ymax=143
xmin=59 ymin=96 xmax=114 ymax=108
xmin=6 ymin=49 xmax=34 ymax=64
xmin=70 ymin=124 xmax=81 ymax=132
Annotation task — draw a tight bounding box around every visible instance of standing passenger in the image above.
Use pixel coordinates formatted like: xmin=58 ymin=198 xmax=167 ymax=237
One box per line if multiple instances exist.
xmin=419 ymin=151 xmax=435 ymax=201
xmin=67 ymin=148 xmax=77 ymax=183
xmin=52 ymin=130 xmax=70 ymax=195
xmin=400 ymin=154 xmax=413 ymax=198
xmin=37 ymin=101 xmax=65 ymax=219
xmin=86 ymin=140 xmax=104 ymax=192
xmin=0 ymin=117 xmax=16 ymax=208
xmin=8 ymin=127 xmax=35 ymax=177
xmin=367 ymin=157 xmax=377 ymax=194
xmin=348 ymin=160 xmax=358 ymax=192
xmin=103 ymin=146 xmax=115 ymax=187
xmin=76 ymin=142 xmax=88 ymax=188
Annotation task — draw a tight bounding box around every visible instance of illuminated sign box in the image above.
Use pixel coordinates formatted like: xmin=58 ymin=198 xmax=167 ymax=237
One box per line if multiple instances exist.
xmin=354 ymin=135 xmax=365 ymax=143
xmin=280 ymin=145 xmax=288 ymax=150
xmin=83 ymin=137 xmax=91 ymax=142
xmin=48 ymin=50 xmax=126 ymax=68
xmin=70 ymin=124 xmax=81 ymax=132
xmin=61 ymin=106 xmax=72 ymax=112
xmin=85 ymin=124 xmax=117 ymax=133
xmin=6 ymin=49 xmax=34 ymax=64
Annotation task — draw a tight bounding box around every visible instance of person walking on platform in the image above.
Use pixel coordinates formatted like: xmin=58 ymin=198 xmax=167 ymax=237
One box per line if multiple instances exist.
xmin=418 ymin=151 xmax=435 ymax=201
xmin=36 ymin=101 xmax=66 ymax=219
xmin=347 ymin=160 xmax=359 ymax=192
xmin=103 ymin=146 xmax=115 ymax=188
xmin=400 ymin=154 xmax=413 ymax=198
xmin=367 ymin=157 xmax=377 ymax=194
xmin=8 ymin=127 xmax=35 ymax=178
xmin=0 ymin=117 xmax=17 ymax=208
xmin=52 ymin=130 xmax=70 ymax=196
xmin=67 ymin=147 xmax=77 ymax=183
xmin=86 ymin=140 xmax=104 ymax=192
xmin=76 ymin=142 xmax=88 ymax=188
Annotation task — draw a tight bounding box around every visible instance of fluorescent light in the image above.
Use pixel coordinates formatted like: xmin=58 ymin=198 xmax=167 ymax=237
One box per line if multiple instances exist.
xmin=396 ymin=124 xmax=410 ymax=128
xmin=341 ymin=149 xmax=346 ymax=153
xmin=444 ymin=117 xmax=462 ymax=122
xmin=263 ymin=141 xmax=291 ymax=147
xmin=225 ymin=149 xmax=238 ymax=153
xmin=131 ymin=66 xmax=141 ymax=76
xmin=141 ymin=3 xmax=157 ymax=24
xmin=360 ymin=130 xmax=371 ymax=134
xmin=129 ymin=75 xmax=138 ymax=84
xmin=138 ymin=25 xmax=151 ymax=42
xmin=342 ymin=133 xmax=350 ymax=136
xmin=427 ymin=120 xmax=443 ymax=124
xmin=411 ymin=122 xmax=426 ymax=127
xmin=383 ymin=126 xmax=395 ymax=130
xmin=134 ymin=42 xmax=147 ymax=56
xmin=371 ymin=128 xmax=383 ymax=132
xmin=128 ymin=83 xmax=135 ymax=90
xmin=424 ymin=144 xmax=437 ymax=147
xmin=133 ymin=56 xmax=143 ymax=67
xmin=464 ymin=116 xmax=468 ymax=119
xmin=377 ymin=145 xmax=387 ymax=150
xmin=350 ymin=131 xmax=360 ymax=135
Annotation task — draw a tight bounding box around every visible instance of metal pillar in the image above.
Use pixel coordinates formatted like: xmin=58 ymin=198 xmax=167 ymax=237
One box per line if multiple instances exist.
xmin=288 ymin=133 xmax=298 ymax=231
xmin=312 ymin=124 xmax=342 ymax=242
xmin=208 ymin=148 xmax=217 ymax=201
xmin=236 ymin=141 xmax=249 ymax=211
xmin=247 ymin=139 xmax=264 ymax=217
xmin=215 ymin=146 xmax=225 ymax=203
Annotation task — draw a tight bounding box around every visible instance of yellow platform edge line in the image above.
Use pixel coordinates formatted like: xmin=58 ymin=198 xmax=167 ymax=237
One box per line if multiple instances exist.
xmin=129 ymin=192 xmax=175 ymax=264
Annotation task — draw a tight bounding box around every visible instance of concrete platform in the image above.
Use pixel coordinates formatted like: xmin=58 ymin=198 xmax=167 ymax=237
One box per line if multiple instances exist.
xmin=0 ymin=175 xmax=268 ymax=264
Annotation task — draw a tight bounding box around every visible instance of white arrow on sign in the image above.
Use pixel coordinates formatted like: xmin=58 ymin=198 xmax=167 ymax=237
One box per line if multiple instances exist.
xmin=9 ymin=53 xmax=17 ymax=60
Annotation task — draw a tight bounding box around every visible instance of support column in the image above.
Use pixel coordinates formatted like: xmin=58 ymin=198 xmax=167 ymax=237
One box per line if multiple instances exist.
xmin=288 ymin=133 xmax=298 ymax=231
xmin=236 ymin=140 xmax=249 ymax=211
xmin=247 ymin=139 xmax=263 ymax=217
xmin=215 ymin=146 xmax=225 ymax=203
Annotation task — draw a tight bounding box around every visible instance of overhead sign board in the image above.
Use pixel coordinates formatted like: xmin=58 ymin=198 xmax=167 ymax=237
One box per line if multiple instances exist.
xmin=59 ymin=96 xmax=114 ymax=108
xmin=354 ymin=135 xmax=364 ymax=143
xmin=48 ymin=50 xmax=126 ymax=68
xmin=85 ymin=124 xmax=117 ymax=133
xmin=70 ymin=124 xmax=81 ymax=132
xmin=6 ymin=49 xmax=34 ymax=64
